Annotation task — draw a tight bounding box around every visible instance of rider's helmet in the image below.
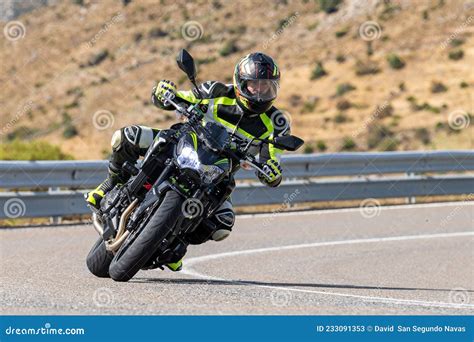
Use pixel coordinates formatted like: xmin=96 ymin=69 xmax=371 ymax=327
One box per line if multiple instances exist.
xmin=233 ymin=52 xmax=280 ymax=115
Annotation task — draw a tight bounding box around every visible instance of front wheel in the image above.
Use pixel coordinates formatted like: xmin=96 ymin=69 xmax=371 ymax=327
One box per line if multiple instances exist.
xmin=108 ymin=190 xmax=184 ymax=282
xmin=86 ymin=237 xmax=114 ymax=278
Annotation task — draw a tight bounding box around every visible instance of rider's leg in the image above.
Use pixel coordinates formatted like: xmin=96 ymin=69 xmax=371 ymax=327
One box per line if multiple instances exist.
xmin=86 ymin=125 xmax=158 ymax=209
xmin=165 ymin=200 xmax=235 ymax=272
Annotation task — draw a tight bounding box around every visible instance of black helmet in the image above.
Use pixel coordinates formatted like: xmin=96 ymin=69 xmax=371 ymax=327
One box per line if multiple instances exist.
xmin=233 ymin=52 xmax=280 ymax=115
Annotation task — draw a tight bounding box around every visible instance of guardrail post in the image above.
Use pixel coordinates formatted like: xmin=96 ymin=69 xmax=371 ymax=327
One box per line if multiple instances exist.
xmin=48 ymin=187 xmax=62 ymax=224
xmin=406 ymin=172 xmax=416 ymax=204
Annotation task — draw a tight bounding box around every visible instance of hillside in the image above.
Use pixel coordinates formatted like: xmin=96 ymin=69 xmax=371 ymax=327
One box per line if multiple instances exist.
xmin=0 ymin=0 xmax=473 ymax=159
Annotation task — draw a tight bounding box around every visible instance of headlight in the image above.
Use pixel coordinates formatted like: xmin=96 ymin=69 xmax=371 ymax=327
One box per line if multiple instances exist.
xmin=200 ymin=164 xmax=224 ymax=184
xmin=177 ymin=144 xmax=200 ymax=170
xmin=176 ymin=143 xmax=224 ymax=184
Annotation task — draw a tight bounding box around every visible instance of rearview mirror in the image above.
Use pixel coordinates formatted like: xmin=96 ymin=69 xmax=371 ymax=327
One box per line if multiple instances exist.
xmin=176 ymin=49 xmax=197 ymax=81
xmin=272 ymin=135 xmax=304 ymax=151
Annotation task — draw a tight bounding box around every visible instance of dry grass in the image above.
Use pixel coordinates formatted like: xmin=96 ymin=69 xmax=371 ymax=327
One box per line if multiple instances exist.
xmin=0 ymin=0 xmax=472 ymax=160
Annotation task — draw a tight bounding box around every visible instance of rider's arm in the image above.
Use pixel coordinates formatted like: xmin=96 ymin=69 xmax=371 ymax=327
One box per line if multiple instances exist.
xmin=257 ymin=120 xmax=290 ymax=188
xmin=151 ymin=81 xmax=218 ymax=110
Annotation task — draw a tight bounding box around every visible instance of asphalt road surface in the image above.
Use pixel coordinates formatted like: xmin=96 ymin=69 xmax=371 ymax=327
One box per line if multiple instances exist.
xmin=1 ymin=202 xmax=473 ymax=315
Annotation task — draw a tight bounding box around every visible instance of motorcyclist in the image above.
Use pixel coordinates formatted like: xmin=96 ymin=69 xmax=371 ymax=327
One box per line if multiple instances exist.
xmin=86 ymin=52 xmax=290 ymax=271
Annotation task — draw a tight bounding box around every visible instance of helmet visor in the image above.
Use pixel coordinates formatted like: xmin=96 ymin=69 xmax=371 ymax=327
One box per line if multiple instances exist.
xmin=239 ymin=79 xmax=279 ymax=102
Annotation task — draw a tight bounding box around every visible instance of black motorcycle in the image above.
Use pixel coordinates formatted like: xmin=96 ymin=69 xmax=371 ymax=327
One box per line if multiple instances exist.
xmin=86 ymin=49 xmax=304 ymax=282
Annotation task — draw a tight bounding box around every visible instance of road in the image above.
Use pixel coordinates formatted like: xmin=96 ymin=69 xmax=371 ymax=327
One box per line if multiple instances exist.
xmin=1 ymin=202 xmax=473 ymax=315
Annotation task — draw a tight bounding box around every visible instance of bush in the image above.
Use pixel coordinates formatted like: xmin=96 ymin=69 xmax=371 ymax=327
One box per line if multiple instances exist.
xmin=430 ymin=81 xmax=448 ymax=93
xmin=336 ymin=99 xmax=351 ymax=110
xmin=386 ymin=53 xmax=405 ymax=69
xmin=319 ymin=0 xmax=342 ymax=14
xmin=378 ymin=137 xmax=399 ymax=151
xmin=450 ymin=38 xmax=465 ymax=47
xmin=0 ymin=140 xmax=73 ymax=160
xmin=335 ymin=54 xmax=346 ymax=63
xmin=316 ymin=140 xmax=327 ymax=152
xmin=310 ymin=61 xmax=327 ymax=80
xmin=63 ymin=124 xmax=78 ymax=139
xmin=336 ymin=83 xmax=356 ymax=96
xmin=375 ymin=103 xmax=394 ymax=118
xmin=460 ymin=81 xmax=469 ymax=88
xmin=219 ymin=40 xmax=239 ymax=57
xmin=415 ymin=128 xmax=431 ymax=145
xmin=303 ymin=144 xmax=314 ymax=154
xmin=355 ymin=60 xmax=380 ymax=76
xmin=448 ymin=49 xmax=464 ymax=60
xmin=301 ymin=97 xmax=319 ymax=113
xmin=335 ymin=27 xmax=349 ymax=38
xmin=334 ymin=112 xmax=349 ymax=123
xmin=340 ymin=137 xmax=356 ymax=151
xmin=367 ymin=124 xmax=394 ymax=149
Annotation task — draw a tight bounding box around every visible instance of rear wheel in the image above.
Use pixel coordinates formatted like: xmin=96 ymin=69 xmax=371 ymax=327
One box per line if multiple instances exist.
xmin=86 ymin=237 xmax=114 ymax=278
xmin=109 ymin=191 xmax=184 ymax=282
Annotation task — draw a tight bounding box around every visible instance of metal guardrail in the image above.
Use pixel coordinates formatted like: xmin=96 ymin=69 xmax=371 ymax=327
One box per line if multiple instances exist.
xmin=1 ymin=151 xmax=473 ymax=219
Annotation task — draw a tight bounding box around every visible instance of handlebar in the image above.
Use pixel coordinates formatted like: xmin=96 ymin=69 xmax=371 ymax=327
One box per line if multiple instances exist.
xmin=161 ymin=90 xmax=273 ymax=181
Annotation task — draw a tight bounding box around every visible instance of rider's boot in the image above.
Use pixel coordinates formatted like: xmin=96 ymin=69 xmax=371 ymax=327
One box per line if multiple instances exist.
xmin=164 ymin=241 xmax=187 ymax=272
xmin=86 ymin=169 xmax=123 ymax=210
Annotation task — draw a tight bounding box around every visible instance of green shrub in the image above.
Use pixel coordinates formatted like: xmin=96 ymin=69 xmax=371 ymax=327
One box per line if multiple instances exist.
xmin=316 ymin=140 xmax=327 ymax=151
xmin=301 ymin=97 xmax=319 ymax=113
xmin=448 ymin=49 xmax=464 ymax=60
xmin=336 ymin=99 xmax=351 ymax=110
xmin=386 ymin=53 xmax=405 ymax=69
xmin=336 ymin=83 xmax=356 ymax=96
xmin=334 ymin=112 xmax=349 ymax=123
xmin=310 ymin=61 xmax=327 ymax=80
xmin=450 ymin=38 xmax=465 ymax=48
xmin=6 ymin=126 xmax=39 ymax=141
xmin=0 ymin=140 xmax=73 ymax=160
xmin=460 ymin=81 xmax=469 ymax=88
xmin=63 ymin=124 xmax=78 ymax=139
xmin=319 ymin=0 xmax=342 ymax=14
xmin=303 ymin=144 xmax=314 ymax=154
xmin=367 ymin=124 xmax=394 ymax=149
xmin=355 ymin=60 xmax=380 ymax=76
xmin=430 ymin=81 xmax=448 ymax=93
xmin=340 ymin=137 xmax=356 ymax=151
xmin=415 ymin=128 xmax=431 ymax=145
xmin=219 ymin=40 xmax=239 ymax=57
xmin=335 ymin=54 xmax=346 ymax=63
xmin=378 ymin=137 xmax=399 ymax=151
xmin=335 ymin=27 xmax=349 ymax=38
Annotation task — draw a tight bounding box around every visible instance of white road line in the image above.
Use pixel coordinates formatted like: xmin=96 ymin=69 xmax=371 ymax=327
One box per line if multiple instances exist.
xmin=237 ymin=201 xmax=474 ymax=219
xmin=182 ymin=231 xmax=474 ymax=310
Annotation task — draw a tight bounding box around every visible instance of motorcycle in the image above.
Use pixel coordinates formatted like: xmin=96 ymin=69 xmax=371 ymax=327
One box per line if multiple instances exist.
xmin=86 ymin=49 xmax=304 ymax=282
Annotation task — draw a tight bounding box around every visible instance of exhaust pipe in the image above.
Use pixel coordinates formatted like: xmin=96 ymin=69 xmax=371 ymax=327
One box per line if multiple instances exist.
xmin=92 ymin=213 xmax=104 ymax=235
xmin=105 ymin=199 xmax=138 ymax=252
